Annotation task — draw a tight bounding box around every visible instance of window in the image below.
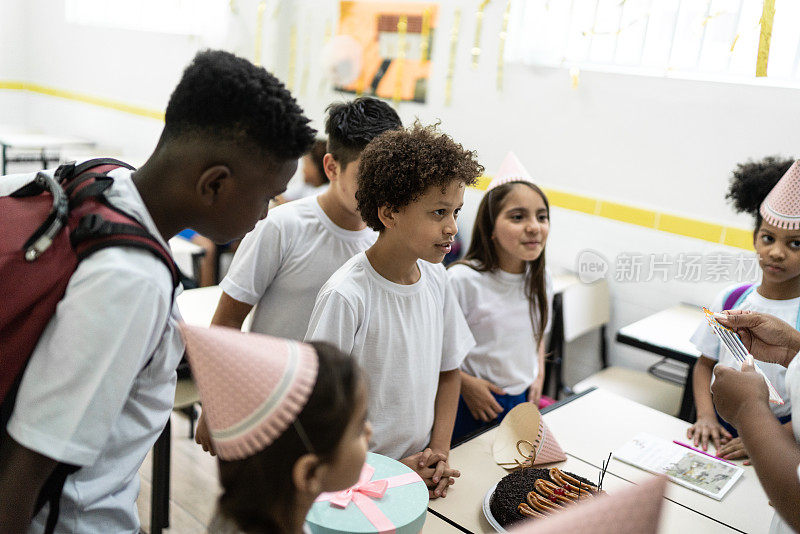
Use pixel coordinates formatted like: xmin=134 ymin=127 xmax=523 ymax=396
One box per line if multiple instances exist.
xmin=506 ymin=0 xmax=800 ymax=86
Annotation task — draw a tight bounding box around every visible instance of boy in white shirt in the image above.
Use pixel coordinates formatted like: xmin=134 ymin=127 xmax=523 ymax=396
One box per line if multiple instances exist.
xmin=0 ymin=50 xmax=316 ymax=533
xmin=194 ymin=97 xmax=401 ymax=453
xmin=305 ymin=123 xmax=483 ymax=498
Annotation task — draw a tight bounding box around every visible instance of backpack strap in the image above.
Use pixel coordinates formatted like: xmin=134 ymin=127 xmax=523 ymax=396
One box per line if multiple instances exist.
xmin=723 ymin=284 xmax=754 ymax=311
xmin=70 ymin=213 xmax=180 ymax=291
xmin=56 ymin=158 xmax=135 ymax=185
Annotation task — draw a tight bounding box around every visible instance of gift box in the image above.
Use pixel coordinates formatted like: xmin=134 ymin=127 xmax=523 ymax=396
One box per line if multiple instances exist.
xmin=307 ymin=452 xmax=429 ymax=534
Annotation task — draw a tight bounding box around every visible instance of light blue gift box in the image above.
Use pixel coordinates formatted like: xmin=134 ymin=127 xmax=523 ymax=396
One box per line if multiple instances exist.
xmin=307 ymin=452 xmax=429 ymax=534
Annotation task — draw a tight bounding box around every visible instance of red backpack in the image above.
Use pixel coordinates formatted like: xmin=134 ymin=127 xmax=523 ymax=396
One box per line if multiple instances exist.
xmin=0 ymin=158 xmax=179 ymax=533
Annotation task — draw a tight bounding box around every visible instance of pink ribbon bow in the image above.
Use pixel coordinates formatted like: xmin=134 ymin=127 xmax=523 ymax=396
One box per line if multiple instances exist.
xmin=329 ymin=466 xmax=389 ymax=507
xmin=315 ymin=463 xmax=422 ymax=533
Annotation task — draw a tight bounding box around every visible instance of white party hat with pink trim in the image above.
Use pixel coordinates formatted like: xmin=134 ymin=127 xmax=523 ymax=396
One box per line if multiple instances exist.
xmin=487 ymin=151 xmax=537 ymax=191
xmin=760 ymin=160 xmax=800 ymax=230
xmin=179 ymin=324 xmax=318 ymax=461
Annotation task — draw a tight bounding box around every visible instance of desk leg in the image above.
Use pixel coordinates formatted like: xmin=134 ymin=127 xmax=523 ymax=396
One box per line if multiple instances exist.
xmin=600 ymin=324 xmax=608 ymax=368
xmin=2 ymin=144 xmax=7 ymax=175
xmin=151 ymin=418 xmax=171 ymax=533
xmin=678 ymin=364 xmax=696 ymax=422
xmin=546 ymin=293 xmax=565 ymax=398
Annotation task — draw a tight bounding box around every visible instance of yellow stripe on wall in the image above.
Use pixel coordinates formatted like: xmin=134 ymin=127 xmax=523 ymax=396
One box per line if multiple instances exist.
xmin=473 ymin=176 xmax=752 ymax=250
xmin=0 ymin=80 xmax=164 ymax=121
xmin=0 ymin=81 xmax=754 ymax=250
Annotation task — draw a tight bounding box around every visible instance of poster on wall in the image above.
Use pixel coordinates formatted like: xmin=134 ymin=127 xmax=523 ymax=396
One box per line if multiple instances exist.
xmin=334 ymin=1 xmax=438 ymax=103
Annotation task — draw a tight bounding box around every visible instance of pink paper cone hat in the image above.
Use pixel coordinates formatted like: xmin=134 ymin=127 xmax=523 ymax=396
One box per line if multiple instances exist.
xmin=493 ymin=403 xmax=567 ymax=469
xmin=487 ymin=151 xmax=537 ymax=191
xmin=760 ymin=160 xmax=800 ymax=230
xmin=179 ymin=324 xmax=318 ymax=461
xmin=509 ymin=476 xmax=667 ymax=534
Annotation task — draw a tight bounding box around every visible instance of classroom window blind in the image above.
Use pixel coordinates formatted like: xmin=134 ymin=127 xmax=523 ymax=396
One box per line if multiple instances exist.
xmin=505 ymin=0 xmax=800 ymax=85
xmin=64 ymin=0 xmax=228 ymax=37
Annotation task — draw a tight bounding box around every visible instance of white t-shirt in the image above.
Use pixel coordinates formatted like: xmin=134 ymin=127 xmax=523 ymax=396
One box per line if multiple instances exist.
xmin=2 ymin=168 xmax=184 ymax=533
xmin=304 ymin=252 xmax=475 ymax=459
xmin=690 ymin=285 xmax=797 ymax=418
xmin=282 ymin=181 xmax=329 ymax=202
xmin=770 ymin=351 xmax=800 ymax=534
xmin=448 ymin=264 xmax=554 ymax=396
xmin=221 ymin=195 xmax=376 ymax=340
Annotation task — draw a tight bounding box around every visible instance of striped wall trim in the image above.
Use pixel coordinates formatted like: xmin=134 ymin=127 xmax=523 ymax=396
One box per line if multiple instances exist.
xmin=471 ymin=177 xmax=753 ymax=250
xmin=0 ymin=80 xmax=164 ymax=121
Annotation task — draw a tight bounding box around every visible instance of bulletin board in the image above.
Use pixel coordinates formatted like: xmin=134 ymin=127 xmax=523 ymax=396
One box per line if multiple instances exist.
xmin=336 ymin=1 xmax=438 ymax=103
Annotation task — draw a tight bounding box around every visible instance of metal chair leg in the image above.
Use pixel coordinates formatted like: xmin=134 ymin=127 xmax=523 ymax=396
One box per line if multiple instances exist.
xmin=151 ymin=418 xmax=171 ymax=533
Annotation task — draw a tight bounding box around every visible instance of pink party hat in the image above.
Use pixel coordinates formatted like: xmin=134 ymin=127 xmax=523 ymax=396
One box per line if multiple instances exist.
xmin=760 ymin=160 xmax=800 ymax=230
xmin=487 ymin=151 xmax=537 ymax=191
xmin=532 ymin=421 xmax=567 ymax=465
xmin=509 ymin=476 xmax=667 ymax=534
xmin=179 ymin=324 xmax=318 ymax=461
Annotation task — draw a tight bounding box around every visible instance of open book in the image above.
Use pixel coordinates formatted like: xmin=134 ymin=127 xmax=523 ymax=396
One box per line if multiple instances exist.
xmin=614 ymin=433 xmax=743 ymax=500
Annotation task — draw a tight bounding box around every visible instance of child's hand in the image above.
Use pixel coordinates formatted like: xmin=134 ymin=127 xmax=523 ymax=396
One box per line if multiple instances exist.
xmin=400 ymin=449 xmax=460 ymax=498
xmin=195 ymin=411 xmax=217 ymax=456
xmin=716 ymin=436 xmax=749 ymax=460
xmin=461 ymin=374 xmax=505 ymax=422
xmin=686 ymin=416 xmax=732 ymax=451
xmin=711 ymin=362 xmax=770 ymax=430
xmin=528 ymin=375 xmax=545 ymax=406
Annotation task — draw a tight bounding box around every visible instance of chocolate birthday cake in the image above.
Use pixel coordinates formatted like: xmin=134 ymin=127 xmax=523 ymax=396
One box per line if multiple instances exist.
xmin=489 ymin=467 xmax=602 ymax=528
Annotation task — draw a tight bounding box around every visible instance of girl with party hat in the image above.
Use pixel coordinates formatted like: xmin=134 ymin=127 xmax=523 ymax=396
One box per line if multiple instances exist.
xmin=689 ymin=157 xmax=798 ymax=460
xmin=179 ymin=324 xmax=371 ymax=533
xmin=448 ymin=152 xmax=554 ymax=443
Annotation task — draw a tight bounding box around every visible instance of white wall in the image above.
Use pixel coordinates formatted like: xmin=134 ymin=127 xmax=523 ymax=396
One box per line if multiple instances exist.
xmin=3 ymin=0 xmax=798 ymax=383
xmin=0 ymin=0 xmax=30 ymax=126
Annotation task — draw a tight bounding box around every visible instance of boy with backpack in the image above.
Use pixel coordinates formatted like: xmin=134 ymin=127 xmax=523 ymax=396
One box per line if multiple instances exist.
xmin=0 ymin=50 xmax=315 ymax=533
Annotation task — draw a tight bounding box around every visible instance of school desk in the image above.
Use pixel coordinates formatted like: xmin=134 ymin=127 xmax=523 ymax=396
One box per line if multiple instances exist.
xmin=428 ymin=388 xmax=773 ymax=533
xmin=0 ymin=131 xmax=95 ymax=174
xmin=423 ymin=510 xmax=468 ymax=533
xmin=175 ymin=285 xmax=223 ymax=327
xmin=168 ymin=236 xmax=206 ymax=285
xmin=616 ymin=304 xmax=704 ymax=421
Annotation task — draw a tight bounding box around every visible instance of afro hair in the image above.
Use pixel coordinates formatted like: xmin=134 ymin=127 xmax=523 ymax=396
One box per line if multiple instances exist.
xmin=163 ymin=49 xmax=315 ymax=162
xmin=726 ymin=156 xmax=795 ymax=230
xmin=356 ymin=122 xmax=483 ymax=231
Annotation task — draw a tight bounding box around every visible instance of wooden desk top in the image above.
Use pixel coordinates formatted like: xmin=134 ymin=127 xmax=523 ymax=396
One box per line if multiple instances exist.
xmin=542 ymin=389 xmax=773 ymax=533
xmin=422 ymin=511 xmax=466 ymax=533
xmin=617 ymin=304 xmax=703 ymax=361
xmin=0 ymin=132 xmax=95 ymax=148
xmin=428 ymin=423 xmax=740 ymax=533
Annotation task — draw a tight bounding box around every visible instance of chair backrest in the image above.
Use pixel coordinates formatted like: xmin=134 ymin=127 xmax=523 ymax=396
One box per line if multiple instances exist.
xmin=558 ymin=275 xmax=610 ymax=343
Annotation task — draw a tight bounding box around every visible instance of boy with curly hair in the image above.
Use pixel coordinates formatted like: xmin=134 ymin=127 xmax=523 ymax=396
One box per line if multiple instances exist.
xmin=194 ymin=97 xmax=400 ymax=454
xmin=0 ymin=50 xmax=315 ymax=533
xmin=305 ymin=123 xmax=483 ymax=498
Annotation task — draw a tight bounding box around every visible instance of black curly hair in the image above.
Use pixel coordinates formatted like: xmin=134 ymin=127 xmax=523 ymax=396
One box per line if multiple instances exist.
xmin=325 ymin=97 xmax=402 ymax=168
xmin=726 ymin=156 xmax=795 ymax=232
xmin=162 ymin=49 xmax=316 ymax=162
xmin=356 ymin=122 xmax=484 ymax=231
